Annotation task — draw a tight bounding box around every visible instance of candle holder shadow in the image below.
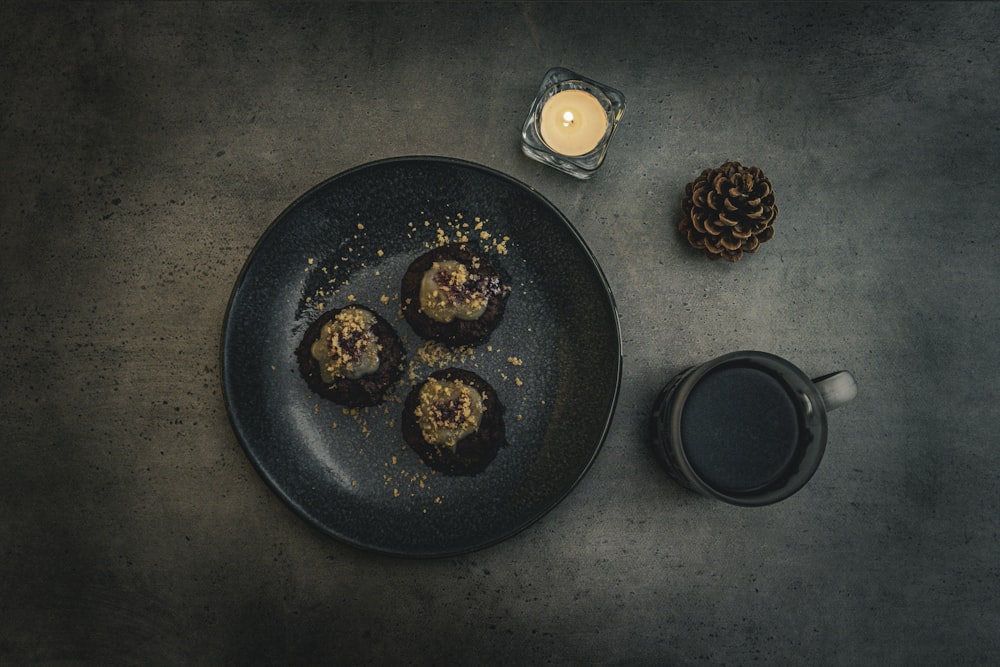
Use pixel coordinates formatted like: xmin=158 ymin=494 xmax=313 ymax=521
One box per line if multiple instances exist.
xmin=521 ymin=67 xmax=626 ymax=179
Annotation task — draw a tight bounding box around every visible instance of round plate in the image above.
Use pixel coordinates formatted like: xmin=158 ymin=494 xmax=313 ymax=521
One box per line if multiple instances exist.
xmin=222 ymin=156 xmax=622 ymax=557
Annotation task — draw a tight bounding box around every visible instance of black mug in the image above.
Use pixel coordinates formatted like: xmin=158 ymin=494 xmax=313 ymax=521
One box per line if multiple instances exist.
xmin=650 ymin=351 xmax=857 ymax=506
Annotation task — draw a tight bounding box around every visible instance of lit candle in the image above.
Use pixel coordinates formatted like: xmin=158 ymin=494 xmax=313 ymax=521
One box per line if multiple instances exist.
xmin=538 ymin=89 xmax=609 ymax=157
xmin=521 ymin=68 xmax=625 ymax=178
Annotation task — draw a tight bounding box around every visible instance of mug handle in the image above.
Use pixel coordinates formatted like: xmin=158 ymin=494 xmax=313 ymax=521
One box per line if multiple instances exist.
xmin=812 ymin=370 xmax=858 ymax=411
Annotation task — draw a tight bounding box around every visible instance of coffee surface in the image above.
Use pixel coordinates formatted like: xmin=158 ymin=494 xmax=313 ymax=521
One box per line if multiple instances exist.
xmin=680 ymin=365 xmax=800 ymax=493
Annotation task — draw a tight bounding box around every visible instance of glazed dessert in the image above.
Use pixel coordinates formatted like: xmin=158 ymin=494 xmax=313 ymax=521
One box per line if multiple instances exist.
xmin=401 ymin=368 xmax=506 ymax=476
xmin=296 ymin=304 xmax=406 ymax=407
xmin=400 ymin=243 xmax=512 ymax=346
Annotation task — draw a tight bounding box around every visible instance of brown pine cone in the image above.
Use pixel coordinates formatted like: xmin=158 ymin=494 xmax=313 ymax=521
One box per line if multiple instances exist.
xmin=679 ymin=161 xmax=778 ymax=262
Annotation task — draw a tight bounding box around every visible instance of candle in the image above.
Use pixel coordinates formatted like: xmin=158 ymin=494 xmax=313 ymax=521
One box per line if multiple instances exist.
xmin=521 ymin=67 xmax=625 ymax=179
xmin=538 ymin=89 xmax=609 ymax=157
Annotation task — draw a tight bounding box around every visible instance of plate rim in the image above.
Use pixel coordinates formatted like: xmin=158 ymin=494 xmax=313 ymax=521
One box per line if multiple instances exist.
xmin=220 ymin=155 xmax=623 ymax=557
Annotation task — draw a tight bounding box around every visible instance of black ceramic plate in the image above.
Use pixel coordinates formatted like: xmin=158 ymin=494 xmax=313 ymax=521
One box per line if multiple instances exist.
xmin=222 ymin=156 xmax=621 ymax=557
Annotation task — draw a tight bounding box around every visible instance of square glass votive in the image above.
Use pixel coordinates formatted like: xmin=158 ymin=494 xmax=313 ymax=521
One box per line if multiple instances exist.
xmin=521 ymin=67 xmax=626 ymax=179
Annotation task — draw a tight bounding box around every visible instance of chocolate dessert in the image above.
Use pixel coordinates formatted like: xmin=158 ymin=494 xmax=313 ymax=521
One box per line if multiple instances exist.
xmin=401 ymin=368 xmax=506 ymax=476
xmin=296 ymin=304 xmax=405 ymax=407
xmin=400 ymin=243 xmax=511 ymax=346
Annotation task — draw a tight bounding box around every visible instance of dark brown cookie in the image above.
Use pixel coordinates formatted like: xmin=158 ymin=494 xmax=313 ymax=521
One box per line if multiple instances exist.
xmin=400 ymin=243 xmax=511 ymax=347
xmin=296 ymin=304 xmax=405 ymax=407
xmin=401 ymin=368 xmax=506 ymax=476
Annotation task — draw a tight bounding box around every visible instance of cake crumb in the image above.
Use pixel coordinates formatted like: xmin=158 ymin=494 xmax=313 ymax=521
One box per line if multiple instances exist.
xmin=507 ymin=356 xmax=523 ymax=366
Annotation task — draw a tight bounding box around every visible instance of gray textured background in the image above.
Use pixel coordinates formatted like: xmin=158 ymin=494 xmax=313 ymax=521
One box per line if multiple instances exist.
xmin=3 ymin=2 xmax=998 ymax=665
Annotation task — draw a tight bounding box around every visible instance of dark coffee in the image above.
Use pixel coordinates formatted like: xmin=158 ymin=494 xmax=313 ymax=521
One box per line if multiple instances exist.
xmin=651 ymin=351 xmax=855 ymax=506
xmin=679 ymin=364 xmax=800 ymax=493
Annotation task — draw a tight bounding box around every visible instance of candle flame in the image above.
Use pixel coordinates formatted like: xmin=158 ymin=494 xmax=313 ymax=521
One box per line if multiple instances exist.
xmin=561 ymin=110 xmax=575 ymax=127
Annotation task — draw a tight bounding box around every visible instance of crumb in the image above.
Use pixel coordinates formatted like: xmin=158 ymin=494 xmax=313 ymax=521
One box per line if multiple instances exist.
xmin=307 ymin=258 xmax=314 ymax=265
xmin=357 ymin=223 xmax=365 ymax=230
xmin=507 ymin=356 xmax=523 ymax=366
xmin=515 ymin=377 xmax=523 ymax=387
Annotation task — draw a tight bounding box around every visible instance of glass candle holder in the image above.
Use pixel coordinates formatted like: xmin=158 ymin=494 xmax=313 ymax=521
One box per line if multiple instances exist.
xmin=521 ymin=67 xmax=626 ymax=179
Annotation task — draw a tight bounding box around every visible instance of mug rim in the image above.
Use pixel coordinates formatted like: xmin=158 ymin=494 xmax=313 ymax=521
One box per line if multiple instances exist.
xmin=662 ymin=350 xmax=829 ymax=506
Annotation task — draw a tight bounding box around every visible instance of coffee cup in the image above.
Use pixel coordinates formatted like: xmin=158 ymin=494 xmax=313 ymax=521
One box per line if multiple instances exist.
xmin=649 ymin=351 xmax=857 ymax=506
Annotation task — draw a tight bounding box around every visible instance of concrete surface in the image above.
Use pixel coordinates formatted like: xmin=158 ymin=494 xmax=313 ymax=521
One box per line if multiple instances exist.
xmin=2 ymin=2 xmax=998 ymax=665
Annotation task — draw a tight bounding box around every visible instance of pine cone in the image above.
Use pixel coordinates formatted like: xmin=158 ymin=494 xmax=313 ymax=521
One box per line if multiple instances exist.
xmin=679 ymin=161 xmax=778 ymax=262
